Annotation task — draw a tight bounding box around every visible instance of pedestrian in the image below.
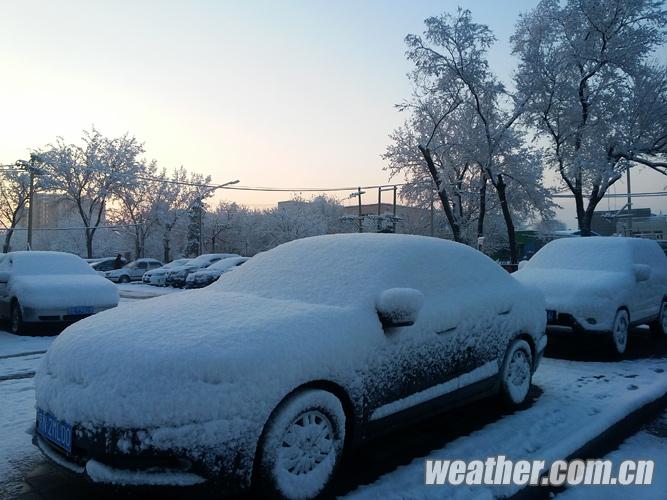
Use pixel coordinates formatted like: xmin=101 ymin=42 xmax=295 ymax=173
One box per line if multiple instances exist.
xmin=113 ymin=253 xmax=123 ymax=270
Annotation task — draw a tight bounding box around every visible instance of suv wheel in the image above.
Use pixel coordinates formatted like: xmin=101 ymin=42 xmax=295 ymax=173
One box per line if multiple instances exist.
xmin=609 ymin=309 xmax=629 ymax=355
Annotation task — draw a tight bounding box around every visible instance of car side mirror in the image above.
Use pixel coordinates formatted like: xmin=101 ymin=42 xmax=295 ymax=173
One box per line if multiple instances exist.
xmin=518 ymin=260 xmax=528 ymax=270
xmin=0 ymin=271 xmax=10 ymax=283
xmin=376 ymin=288 xmax=424 ymax=329
xmin=634 ymin=264 xmax=651 ymax=282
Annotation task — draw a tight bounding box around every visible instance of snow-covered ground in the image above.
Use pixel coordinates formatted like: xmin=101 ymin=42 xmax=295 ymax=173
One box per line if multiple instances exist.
xmin=115 ymin=282 xmax=182 ymax=299
xmin=556 ymin=410 xmax=667 ymax=499
xmin=345 ymin=357 xmax=667 ymax=499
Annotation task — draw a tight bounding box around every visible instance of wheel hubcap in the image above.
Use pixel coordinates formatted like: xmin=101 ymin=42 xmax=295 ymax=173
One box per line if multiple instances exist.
xmin=278 ymin=410 xmax=334 ymax=476
xmin=614 ymin=313 xmax=628 ymax=349
xmin=508 ymin=350 xmax=530 ymax=388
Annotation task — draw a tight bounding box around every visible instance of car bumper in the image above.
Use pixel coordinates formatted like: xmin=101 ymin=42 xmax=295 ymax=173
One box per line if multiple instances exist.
xmin=22 ymin=305 xmax=116 ymax=324
xmin=546 ymin=310 xmax=609 ymax=333
xmin=32 ymin=421 xmax=246 ymax=493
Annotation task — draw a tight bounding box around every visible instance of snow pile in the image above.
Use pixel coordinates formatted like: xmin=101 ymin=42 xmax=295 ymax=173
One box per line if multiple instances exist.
xmin=515 ymin=237 xmax=667 ymax=330
xmin=35 ymin=234 xmax=544 ymax=487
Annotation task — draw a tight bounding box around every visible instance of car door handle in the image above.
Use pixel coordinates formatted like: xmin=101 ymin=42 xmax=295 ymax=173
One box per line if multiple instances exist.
xmin=498 ymin=308 xmax=512 ymax=316
xmin=435 ymin=326 xmax=457 ymax=335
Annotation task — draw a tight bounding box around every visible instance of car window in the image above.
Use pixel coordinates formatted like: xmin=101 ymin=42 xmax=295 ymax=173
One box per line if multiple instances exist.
xmin=138 ymin=262 xmax=148 ymax=269
xmin=633 ymin=240 xmax=667 ymax=268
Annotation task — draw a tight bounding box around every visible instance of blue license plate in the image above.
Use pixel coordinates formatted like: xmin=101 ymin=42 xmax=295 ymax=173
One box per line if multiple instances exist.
xmin=547 ymin=310 xmax=557 ymax=322
xmin=36 ymin=408 xmax=72 ymax=453
xmin=67 ymin=306 xmax=94 ymax=315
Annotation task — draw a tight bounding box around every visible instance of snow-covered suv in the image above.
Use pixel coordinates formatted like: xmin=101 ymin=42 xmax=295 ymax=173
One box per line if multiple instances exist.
xmin=34 ymin=234 xmax=545 ymax=498
xmin=515 ymin=237 xmax=667 ymax=355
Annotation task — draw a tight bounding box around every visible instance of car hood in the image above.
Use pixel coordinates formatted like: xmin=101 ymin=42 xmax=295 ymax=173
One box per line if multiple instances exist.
xmin=12 ymin=275 xmax=119 ymax=309
xmin=514 ymin=268 xmax=632 ymax=314
xmin=35 ymin=289 xmax=380 ymax=430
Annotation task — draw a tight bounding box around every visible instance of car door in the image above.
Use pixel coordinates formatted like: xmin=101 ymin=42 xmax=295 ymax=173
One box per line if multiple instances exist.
xmin=632 ymin=242 xmax=667 ymax=321
xmin=132 ymin=261 xmax=148 ymax=280
xmin=365 ymin=286 xmax=500 ymax=427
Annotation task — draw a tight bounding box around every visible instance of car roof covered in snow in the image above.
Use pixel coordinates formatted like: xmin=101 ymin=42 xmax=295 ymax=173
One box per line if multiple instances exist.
xmin=203 ymin=256 xmax=248 ymax=271
xmin=216 ymin=233 xmax=512 ymax=307
xmin=524 ymin=236 xmax=666 ymax=271
xmin=3 ymin=251 xmax=95 ymax=275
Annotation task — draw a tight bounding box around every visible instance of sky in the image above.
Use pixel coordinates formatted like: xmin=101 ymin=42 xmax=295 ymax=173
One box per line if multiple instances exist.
xmin=1 ymin=0 xmax=665 ymax=227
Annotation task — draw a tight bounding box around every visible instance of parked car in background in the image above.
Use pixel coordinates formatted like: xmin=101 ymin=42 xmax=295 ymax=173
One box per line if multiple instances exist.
xmin=104 ymin=259 xmax=163 ymax=283
xmin=0 ymin=251 xmax=119 ymax=334
xmin=142 ymin=258 xmax=191 ymax=286
xmin=165 ymin=253 xmax=239 ymax=288
xmin=90 ymin=256 xmax=127 ymax=274
xmin=34 ymin=234 xmax=545 ymax=497
xmin=185 ymin=256 xmax=249 ymax=288
xmin=658 ymin=240 xmax=667 ymax=256
xmin=515 ymin=237 xmax=667 ymax=355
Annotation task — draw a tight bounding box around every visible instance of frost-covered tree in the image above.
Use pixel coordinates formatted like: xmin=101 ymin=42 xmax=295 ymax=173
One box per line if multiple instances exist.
xmin=37 ymin=127 xmax=144 ymax=257
xmin=391 ymin=9 xmax=552 ymax=262
xmin=512 ymin=0 xmax=667 ymax=235
xmin=0 ymin=168 xmax=31 ymax=253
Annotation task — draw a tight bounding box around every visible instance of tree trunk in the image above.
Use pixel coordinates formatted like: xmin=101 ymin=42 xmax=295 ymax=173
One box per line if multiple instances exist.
xmin=85 ymin=229 xmax=94 ymax=259
xmin=477 ymin=171 xmax=487 ymax=239
xmin=495 ymin=175 xmax=518 ymax=264
xmin=418 ymin=145 xmax=462 ymax=242
xmin=163 ymin=226 xmax=172 ymax=262
xmin=3 ymin=228 xmax=14 ymax=253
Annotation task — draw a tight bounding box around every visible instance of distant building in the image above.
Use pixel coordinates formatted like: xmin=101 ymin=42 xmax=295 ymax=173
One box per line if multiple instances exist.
xmin=592 ymin=208 xmax=666 ymax=239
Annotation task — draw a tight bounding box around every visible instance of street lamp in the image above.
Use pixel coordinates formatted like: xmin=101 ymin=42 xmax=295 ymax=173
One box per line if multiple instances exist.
xmin=196 ymin=179 xmax=239 ymax=255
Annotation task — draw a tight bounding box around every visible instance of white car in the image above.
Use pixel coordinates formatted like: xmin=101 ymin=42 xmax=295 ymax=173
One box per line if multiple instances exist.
xmin=0 ymin=251 xmax=119 ymax=334
xmin=165 ymin=253 xmax=239 ymax=287
xmin=142 ymin=258 xmax=191 ymax=286
xmin=185 ymin=256 xmax=249 ymax=288
xmin=34 ymin=234 xmax=545 ymax=498
xmin=104 ymin=258 xmax=163 ymax=283
xmin=514 ymin=237 xmax=667 ymax=354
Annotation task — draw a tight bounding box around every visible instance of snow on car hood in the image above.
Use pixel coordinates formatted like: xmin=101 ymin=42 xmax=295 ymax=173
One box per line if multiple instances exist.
xmin=514 ymin=268 xmax=631 ymax=319
xmin=12 ymin=275 xmax=119 ymax=309
xmin=36 ymin=288 xmax=380 ymax=432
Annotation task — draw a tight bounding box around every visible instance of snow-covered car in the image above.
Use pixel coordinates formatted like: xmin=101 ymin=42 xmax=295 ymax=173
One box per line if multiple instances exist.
xmin=164 ymin=253 xmax=239 ymax=288
xmin=514 ymin=237 xmax=667 ymax=355
xmin=0 ymin=251 xmax=119 ymax=334
xmin=104 ymin=258 xmax=163 ymax=283
xmin=184 ymin=256 xmax=249 ymax=288
xmin=142 ymin=258 xmax=191 ymax=286
xmin=34 ymin=234 xmax=545 ymax=498
xmin=90 ymin=256 xmax=127 ymax=274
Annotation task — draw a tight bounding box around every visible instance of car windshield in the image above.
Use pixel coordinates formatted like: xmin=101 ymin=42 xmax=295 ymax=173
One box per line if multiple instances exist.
xmin=164 ymin=259 xmax=189 ymax=268
xmin=526 ymin=238 xmax=631 ymax=272
xmin=11 ymin=252 xmax=95 ymax=276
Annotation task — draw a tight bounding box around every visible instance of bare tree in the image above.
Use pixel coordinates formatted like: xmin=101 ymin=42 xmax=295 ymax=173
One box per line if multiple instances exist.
xmin=0 ymin=169 xmax=31 ymax=253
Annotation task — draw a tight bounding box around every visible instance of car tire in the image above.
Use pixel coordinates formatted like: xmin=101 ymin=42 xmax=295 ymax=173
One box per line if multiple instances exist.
xmin=499 ymin=339 xmax=533 ymax=407
xmin=609 ymin=309 xmax=629 ymax=355
xmin=650 ymin=301 xmax=667 ymax=338
xmin=255 ymin=389 xmax=346 ymax=500
xmin=118 ymin=275 xmax=131 ymax=284
xmin=10 ymin=301 xmax=24 ymax=335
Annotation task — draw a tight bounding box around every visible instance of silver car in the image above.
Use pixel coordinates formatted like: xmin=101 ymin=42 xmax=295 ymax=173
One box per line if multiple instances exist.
xmin=105 ymin=258 xmax=163 ymax=283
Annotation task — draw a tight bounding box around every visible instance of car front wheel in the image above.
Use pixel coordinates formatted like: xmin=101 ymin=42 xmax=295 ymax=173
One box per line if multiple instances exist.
xmin=10 ymin=301 xmax=24 ymax=335
xmin=609 ymin=309 xmax=629 ymax=355
xmin=118 ymin=275 xmax=131 ymax=284
xmin=500 ymin=339 xmax=533 ymax=406
xmin=650 ymin=301 xmax=667 ymax=338
xmin=255 ymin=389 xmax=346 ymax=500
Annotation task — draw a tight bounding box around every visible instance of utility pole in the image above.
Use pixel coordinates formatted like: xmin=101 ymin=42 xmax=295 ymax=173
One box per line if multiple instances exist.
xmin=377 ymin=187 xmax=382 ymax=232
xmin=357 ymin=187 xmax=363 ymax=233
xmin=626 ymin=168 xmax=633 ymax=236
xmin=393 ymin=185 xmax=397 ymax=233
xmin=27 ymin=165 xmax=35 ymax=251
xmin=194 ymin=179 xmax=240 ymax=255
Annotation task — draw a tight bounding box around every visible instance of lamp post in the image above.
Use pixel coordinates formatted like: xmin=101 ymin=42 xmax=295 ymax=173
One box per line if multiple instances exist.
xmin=15 ymin=154 xmax=46 ymax=251
xmin=195 ymin=179 xmax=239 ymax=255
